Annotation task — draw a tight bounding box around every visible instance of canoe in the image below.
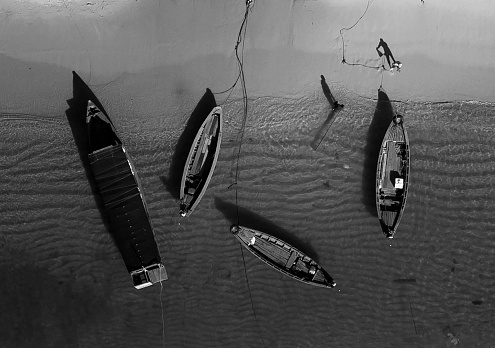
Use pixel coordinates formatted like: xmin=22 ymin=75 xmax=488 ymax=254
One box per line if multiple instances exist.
xmin=180 ymin=106 xmax=222 ymax=217
xmin=230 ymin=225 xmax=336 ymax=288
xmin=375 ymin=114 xmax=410 ymax=238
xmin=86 ymin=100 xmax=168 ymax=289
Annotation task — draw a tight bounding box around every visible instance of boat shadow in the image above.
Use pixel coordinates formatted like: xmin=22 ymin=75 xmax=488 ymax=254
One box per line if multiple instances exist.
xmin=65 ymin=71 xmax=112 ymax=228
xmin=214 ymin=197 xmax=319 ymax=263
xmin=361 ymin=87 xmax=395 ymax=216
xmin=160 ymin=89 xmax=217 ymax=200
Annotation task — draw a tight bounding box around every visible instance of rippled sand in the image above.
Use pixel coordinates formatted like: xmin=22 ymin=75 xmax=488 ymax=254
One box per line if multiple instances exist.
xmin=1 ymin=1 xmax=495 ymax=347
xmin=1 ymin=78 xmax=495 ymax=346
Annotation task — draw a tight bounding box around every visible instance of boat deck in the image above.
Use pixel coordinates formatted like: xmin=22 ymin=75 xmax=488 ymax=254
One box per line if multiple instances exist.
xmin=89 ymin=144 xmax=163 ymax=272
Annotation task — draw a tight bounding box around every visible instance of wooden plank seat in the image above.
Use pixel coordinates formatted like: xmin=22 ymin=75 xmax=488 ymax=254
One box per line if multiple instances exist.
xmin=285 ymin=251 xmax=299 ymax=268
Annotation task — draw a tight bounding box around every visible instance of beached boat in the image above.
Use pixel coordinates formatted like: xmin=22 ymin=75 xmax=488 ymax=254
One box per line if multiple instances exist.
xmin=180 ymin=106 xmax=222 ymax=216
xmin=230 ymin=225 xmax=336 ymax=288
xmin=86 ymin=100 xmax=168 ymax=289
xmin=376 ymin=114 xmax=410 ymax=238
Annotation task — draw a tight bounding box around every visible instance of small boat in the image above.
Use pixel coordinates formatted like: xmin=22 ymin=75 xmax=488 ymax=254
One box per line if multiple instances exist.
xmin=230 ymin=225 xmax=336 ymax=288
xmin=376 ymin=114 xmax=410 ymax=238
xmin=86 ymin=100 xmax=168 ymax=289
xmin=180 ymin=106 xmax=222 ymax=216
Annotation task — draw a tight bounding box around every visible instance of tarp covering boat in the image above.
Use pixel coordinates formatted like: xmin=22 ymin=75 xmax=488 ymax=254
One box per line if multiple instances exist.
xmin=89 ymin=145 xmax=165 ymax=273
xmin=86 ymin=100 xmax=167 ymax=289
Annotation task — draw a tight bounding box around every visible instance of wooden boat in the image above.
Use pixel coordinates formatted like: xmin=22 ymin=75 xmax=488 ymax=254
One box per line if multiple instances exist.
xmin=376 ymin=114 xmax=410 ymax=238
xmin=86 ymin=100 xmax=168 ymax=289
xmin=180 ymin=106 xmax=222 ymax=217
xmin=230 ymin=225 xmax=336 ymax=288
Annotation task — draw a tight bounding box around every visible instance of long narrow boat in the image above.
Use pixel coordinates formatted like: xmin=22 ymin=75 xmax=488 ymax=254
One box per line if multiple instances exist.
xmin=180 ymin=106 xmax=222 ymax=217
xmin=86 ymin=100 xmax=168 ymax=289
xmin=376 ymin=114 xmax=410 ymax=238
xmin=230 ymin=225 xmax=336 ymax=288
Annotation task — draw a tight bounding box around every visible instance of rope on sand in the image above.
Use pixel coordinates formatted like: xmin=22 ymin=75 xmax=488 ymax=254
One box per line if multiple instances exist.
xmin=213 ymin=2 xmax=267 ymax=347
xmin=339 ymin=0 xmax=382 ymax=71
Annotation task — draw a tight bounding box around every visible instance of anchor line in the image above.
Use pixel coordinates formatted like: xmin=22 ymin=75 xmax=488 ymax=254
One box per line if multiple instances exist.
xmin=215 ymin=2 xmax=267 ymax=347
xmin=212 ymin=1 xmax=252 ymax=107
xmin=339 ymin=0 xmax=381 ymax=71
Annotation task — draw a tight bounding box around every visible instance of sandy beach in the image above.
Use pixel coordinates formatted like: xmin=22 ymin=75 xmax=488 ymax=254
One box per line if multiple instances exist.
xmin=1 ymin=0 xmax=495 ymax=347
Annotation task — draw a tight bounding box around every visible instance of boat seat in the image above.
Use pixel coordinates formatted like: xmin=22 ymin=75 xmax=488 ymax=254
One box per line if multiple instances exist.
xmin=381 ymin=188 xmax=396 ymax=196
xmin=285 ymin=251 xmax=298 ymax=268
xmin=187 ymin=187 xmax=196 ymax=195
xmin=380 ymin=203 xmax=400 ymax=212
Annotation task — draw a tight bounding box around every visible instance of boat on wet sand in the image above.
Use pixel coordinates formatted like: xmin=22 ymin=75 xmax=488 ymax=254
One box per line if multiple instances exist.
xmin=86 ymin=100 xmax=167 ymax=289
xmin=230 ymin=225 xmax=336 ymax=288
xmin=376 ymin=114 xmax=410 ymax=238
xmin=180 ymin=106 xmax=222 ymax=217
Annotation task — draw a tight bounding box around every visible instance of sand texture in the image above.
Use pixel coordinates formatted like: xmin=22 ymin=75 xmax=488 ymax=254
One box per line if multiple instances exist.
xmin=1 ymin=1 xmax=495 ymax=347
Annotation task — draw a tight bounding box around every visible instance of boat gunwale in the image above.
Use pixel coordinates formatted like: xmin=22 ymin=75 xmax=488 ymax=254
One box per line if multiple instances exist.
xmin=375 ymin=115 xmax=411 ymax=237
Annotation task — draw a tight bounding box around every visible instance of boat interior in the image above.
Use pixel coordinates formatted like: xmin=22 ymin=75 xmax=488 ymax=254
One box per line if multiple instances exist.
xmin=248 ymin=232 xmax=324 ymax=283
xmin=183 ymin=113 xmax=220 ymax=204
xmin=378 ymin=140 xmax=408 ymax=212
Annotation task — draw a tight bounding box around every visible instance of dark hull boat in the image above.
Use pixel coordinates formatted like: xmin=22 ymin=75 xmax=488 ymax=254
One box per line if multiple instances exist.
xmin=231 ymin=225 xmax=336 ymax=288
xmin=376 ymin=114 xmax=410 ymax=238
xmin=180 ymin=106 xmax=222 ymax=217
xmin=86 ymin=100 xmax=167 ymax=289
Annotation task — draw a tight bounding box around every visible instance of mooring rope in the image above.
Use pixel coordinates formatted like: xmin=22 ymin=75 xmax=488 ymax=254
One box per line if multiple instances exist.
xmin=212 ymin=1 xmax=267 ymax=346
xmin=339 ymin=0 xmax=381 ymax=71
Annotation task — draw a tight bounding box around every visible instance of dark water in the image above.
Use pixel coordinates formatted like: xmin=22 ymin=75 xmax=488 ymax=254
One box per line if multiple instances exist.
xmin=1 ymin=77 xmax=495 ymax=347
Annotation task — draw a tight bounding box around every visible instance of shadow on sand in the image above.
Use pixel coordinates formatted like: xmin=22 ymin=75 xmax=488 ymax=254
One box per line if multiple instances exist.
xmin=361 ymin=87 xmax=395 ymax=216
xmin=214 ymin=197 xmax=319 ymax=263
xmin=160 ymin=89 xmax=217 ymax=200
xmin=310 ymin=108 xmax=342 ymax=150
xmin=65 ymin=71 xmax=113 ymax=228
xmin=311 ymin=75 xmax=343 ymax=150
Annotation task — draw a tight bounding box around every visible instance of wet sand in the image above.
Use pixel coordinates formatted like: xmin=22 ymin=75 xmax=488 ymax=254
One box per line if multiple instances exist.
xmin=1 ymin=1 xmax=495 ymax=347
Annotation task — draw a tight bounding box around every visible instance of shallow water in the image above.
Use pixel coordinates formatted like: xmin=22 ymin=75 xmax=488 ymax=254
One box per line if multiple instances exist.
xmin=1 ymin=69 xmax=495 ymax=347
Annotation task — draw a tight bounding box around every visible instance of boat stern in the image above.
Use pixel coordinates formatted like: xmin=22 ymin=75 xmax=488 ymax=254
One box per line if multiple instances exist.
xmin=131 ymin=263 xmax=168 ymax=289
xmin=179 ymin=205 xmax=187 ymax=217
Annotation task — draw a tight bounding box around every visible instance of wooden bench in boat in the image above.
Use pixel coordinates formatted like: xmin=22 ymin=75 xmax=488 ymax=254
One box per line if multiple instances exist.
xmin=380 ymin=187 xmax=397 ymax=196
xmin=250 ymin=236 xmax=292 ymax=267
xmin=285 ymin=250 xmax=298 ymax=268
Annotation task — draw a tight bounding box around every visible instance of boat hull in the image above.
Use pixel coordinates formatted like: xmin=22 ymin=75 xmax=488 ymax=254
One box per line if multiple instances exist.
xmin=86 ymin=100 xmax=167 ymax=288
xmin=180 ymin=106 xmax=223 ymax=216
xmin=231 ymin=225 xmax=336 ymax=288
xmin=375 ymin=114 xmax=410 ymax=238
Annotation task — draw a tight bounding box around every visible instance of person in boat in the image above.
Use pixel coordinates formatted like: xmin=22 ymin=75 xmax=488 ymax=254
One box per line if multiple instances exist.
xmin=376 ymin=38 xmax=397 ymax=70
xmin=393 ymin=114 xmax=403 ymax=124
